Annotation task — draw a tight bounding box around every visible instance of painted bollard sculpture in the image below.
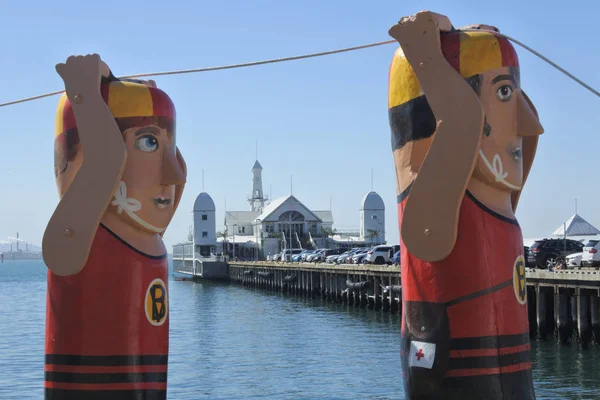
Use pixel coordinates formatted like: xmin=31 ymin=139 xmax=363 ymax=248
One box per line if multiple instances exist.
xmin=42 ymin=54 xmax=186 ymax=399
xmin=388 ymin=12 xmax=543 ymax=399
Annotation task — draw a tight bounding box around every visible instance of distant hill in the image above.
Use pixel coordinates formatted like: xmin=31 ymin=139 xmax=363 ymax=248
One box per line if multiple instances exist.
xmin=0 ymin=243 xmax=42 ymax=253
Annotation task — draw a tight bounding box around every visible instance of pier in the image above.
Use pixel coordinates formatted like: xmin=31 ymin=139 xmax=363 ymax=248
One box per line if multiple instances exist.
xmin=173 ymin=256 xmax=600 ymax=345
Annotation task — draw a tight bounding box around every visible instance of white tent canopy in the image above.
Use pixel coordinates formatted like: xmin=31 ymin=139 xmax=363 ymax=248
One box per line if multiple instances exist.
xmin=551 ymin=214 xmax=600 ymax=236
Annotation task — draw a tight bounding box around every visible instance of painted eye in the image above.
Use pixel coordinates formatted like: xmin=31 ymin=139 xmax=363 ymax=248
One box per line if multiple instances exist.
xmin=496 ymin=85 xmax=513 ymax=102
xmin=136 ymin=135 xmax=159 ymax=152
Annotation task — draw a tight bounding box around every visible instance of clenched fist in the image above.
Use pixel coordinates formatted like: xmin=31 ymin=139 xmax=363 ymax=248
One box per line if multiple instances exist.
xmin=55 ymin=54 xmax=105 ymax=103
xmin=388 ymin=11 xmax=453 ymax=61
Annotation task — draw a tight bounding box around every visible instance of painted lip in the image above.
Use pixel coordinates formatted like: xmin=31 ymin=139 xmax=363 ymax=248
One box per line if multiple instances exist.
xmin=154 ymin=197 xmax=172 ymax=209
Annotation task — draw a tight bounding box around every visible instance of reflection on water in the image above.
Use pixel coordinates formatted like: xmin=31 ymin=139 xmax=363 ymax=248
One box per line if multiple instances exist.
xmin=531 ymin=338 xmax=600 ymax=400
xmin=0 ymin=259 xmax=599 ymax=399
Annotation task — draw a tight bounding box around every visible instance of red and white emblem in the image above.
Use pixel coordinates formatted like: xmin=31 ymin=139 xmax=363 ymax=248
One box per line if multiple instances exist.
xmin=408 ymin=340 xmax=436 ymax=369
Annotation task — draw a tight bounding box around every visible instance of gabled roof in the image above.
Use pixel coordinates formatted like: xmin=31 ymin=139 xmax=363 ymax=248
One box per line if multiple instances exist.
xmin=254 ymin=195 xmax=322 ymax=222
xmin=313 ymin=210 xmax=333 ymax=224
xmin=552 ymin=214 xmax=600 ymax=236
xmin=225 ymin=211 xmax=259 ymax=225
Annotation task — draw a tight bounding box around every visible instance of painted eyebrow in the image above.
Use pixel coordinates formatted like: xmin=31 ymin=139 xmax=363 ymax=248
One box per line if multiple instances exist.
xmin=135 ymin=126 xmax=162 ymax=136
xmin=492 ymin=74 xmax=516 ymax=85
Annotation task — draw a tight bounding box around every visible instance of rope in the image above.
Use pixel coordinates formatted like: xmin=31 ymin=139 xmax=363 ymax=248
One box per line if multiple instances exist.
xmin=0 ymin=40 xmax=395 ymax=108
xmin=465 ymin=29 xmax=600 ymax=98
xmin=0 ymin=29 xmax=597 ymax=109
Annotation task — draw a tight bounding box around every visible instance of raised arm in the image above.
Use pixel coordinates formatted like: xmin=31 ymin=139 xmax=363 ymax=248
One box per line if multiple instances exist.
xmin=42 ymin=54 xmax=127 ymax=276
xmin=389 ymin=12 xmax=485 ymax=262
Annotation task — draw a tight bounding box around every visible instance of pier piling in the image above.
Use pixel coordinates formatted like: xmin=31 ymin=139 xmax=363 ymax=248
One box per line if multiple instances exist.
xmin=577 ymin=289 xmax=592 ymax=347
xmin=174 ymin=256 xmax=600 ymax=346
xmin=591 ymin=292 xmax=600 ymax=344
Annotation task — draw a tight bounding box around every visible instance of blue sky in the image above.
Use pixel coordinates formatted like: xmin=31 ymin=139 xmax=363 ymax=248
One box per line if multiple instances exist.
xmin=1 ymin=0 xmax=598 ymax=251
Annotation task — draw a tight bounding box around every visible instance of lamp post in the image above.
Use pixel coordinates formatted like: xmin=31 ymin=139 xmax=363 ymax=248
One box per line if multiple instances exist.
xmin=232 ymin=224 xmax=237 ymax=259
xmin=255 ymin=218 xmax=261 ymax=261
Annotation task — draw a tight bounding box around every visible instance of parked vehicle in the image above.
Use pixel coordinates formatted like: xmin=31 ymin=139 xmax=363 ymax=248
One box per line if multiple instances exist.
xmin=365 ymin=245 xmax=397 ymax=265
xmin=325 ymin=253 xmax=340 ymax=263
xmin=581 ymin=239 xmax=600 ymax=267
xmin=324 ymin=248 xmax=348 ymax=263
xmin=524 ymin=246 xmax=534 ymax=268
xmin=313 ymin=248 xmax=345 ymax=263
xmin=306 ymin=249 xmax=327 ymax=262
xmin=337 ymin=248 xmax=366 ymax=264
xmin=301 ymin=250 xmax=318 ymax=262
xmin=293 ymin=249 xmax=313 ymax=262
xmin=352 ymin=248 xmax=372 ymax=264
xmin=528 ymin=238 xmax=584 ymax=269
xmin=280 ymin=248 xmax=303 ymax=262
xmin=566 ymin=252 xmax=583 ymax=268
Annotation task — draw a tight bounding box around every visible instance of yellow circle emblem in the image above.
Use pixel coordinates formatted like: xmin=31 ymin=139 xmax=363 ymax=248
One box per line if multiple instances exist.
xmin=145 ymin=278 xmax=168 ymax=326
xmin=513 ymin=255 xmax=527 ymax=305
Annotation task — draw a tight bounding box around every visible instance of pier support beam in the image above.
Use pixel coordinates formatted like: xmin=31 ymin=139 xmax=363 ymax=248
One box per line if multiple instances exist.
xmin=528 ymin=286 xmax=536 ymax=339
xmin=577 ymin=289 xmax=592 ymax=347
xmin=591 ymin=291 xmax=600 ymax=344
xmin=536 ymin=286 xmax=547 ymax=340
xmin=557 ymin=288 xmax=572 ymax=344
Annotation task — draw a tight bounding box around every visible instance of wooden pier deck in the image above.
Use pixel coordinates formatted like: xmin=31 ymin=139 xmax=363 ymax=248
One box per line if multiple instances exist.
xmin=228 ymin=261 xmax=402 ymax=311
xmin=173 ymin=258 xmax=600 ymax=346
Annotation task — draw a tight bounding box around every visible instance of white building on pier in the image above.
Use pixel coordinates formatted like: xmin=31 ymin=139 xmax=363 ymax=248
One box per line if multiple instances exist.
xmin=176 ymin=158 xmax=386 ymax=260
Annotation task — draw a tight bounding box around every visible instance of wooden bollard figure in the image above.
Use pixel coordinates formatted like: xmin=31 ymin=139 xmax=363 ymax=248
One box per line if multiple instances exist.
xmin=42 ymin=54 xmax=186 ymax=399
xmin=388 ymin=12 xmax=543 ymax=399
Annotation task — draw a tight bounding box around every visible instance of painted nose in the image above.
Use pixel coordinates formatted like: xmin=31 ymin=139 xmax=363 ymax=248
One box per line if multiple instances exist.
xmin=161 ymin=148 xmax=186 ymax=186
xmin=517 ymin=90 xmax=544 ymax=137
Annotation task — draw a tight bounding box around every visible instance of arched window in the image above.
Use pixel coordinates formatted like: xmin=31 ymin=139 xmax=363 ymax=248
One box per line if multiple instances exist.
xmin=279 ymin=211 xmax=305 ymax=222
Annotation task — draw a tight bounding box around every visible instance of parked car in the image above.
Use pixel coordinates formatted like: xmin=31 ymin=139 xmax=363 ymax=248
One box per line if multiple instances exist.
xmin=314 ymin=248 xmax=345 ymax=263
xmin=306 ymin=249 xmax=327 ymax=262
xmin=352 ymin=248 xmax=373 ymax=264
xmin=365 ymin=245 xmax=397 ymax=265
xmin=293 ymin=249 xmax=313 ymax=262
xmin=528 ymin=238 xmax=584 ymax=269
xmin=337 ymin=248 xmax=366 ymax=264
xmin=280 ymin=248 xmax=303 ymax=262
xmin=324 ymin=248 xmax=348 ymax=263
xmin=566 ymin=252 xmax=583 ymax=268
xmin=301 ymin=250 xmax=318 ymax=262
xmin=581 ymin=239 xmax=600 ymax=267
xmin=524 ymin=246 xmax=534 ymax=268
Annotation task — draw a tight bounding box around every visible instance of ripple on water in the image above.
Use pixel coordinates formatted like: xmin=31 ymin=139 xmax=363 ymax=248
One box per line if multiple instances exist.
xmin=1 ymin=260 xmax=599 ymax=399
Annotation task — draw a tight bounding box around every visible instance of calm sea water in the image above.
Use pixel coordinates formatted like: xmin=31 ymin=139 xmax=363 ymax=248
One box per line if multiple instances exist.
xmin=0 ymin=259 xmax=599 ymax=399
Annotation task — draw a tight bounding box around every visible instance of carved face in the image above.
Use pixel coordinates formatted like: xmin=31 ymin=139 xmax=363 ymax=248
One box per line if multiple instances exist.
xmin=107 ymin=124 xmax=185 ymax=233
xmin=472 ymin=66 xmax=543 ymax=191
xmin=54 ymin=80 xmax=187 ymax=236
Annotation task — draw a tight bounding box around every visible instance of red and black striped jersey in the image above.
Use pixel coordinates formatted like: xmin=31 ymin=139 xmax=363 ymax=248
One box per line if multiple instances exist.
xmin=398 ymin=185 xmax=534 ymax=400
xmin=44 ymin=224 xmax=169 ymax=400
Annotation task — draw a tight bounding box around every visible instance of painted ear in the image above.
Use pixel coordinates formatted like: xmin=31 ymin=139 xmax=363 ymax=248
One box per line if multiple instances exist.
xmin=172 ymin=147 xmax=187 ymax=214
xmin=511 ymin=135 xmax=538 ymax=212
xmin=512 ymin=90 xmax=542 ymax=212
xmin=159 ymin=147 xmax=186 ymax=238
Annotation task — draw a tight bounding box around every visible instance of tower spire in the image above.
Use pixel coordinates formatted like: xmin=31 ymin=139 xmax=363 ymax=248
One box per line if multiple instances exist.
xmin=249 ymin=158 xmax=265 ymax=212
